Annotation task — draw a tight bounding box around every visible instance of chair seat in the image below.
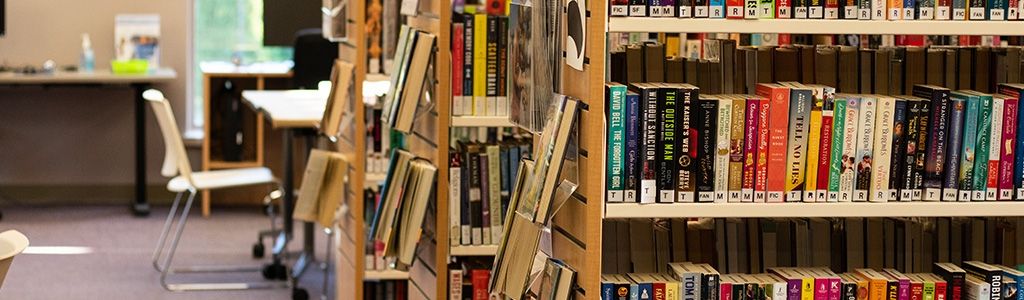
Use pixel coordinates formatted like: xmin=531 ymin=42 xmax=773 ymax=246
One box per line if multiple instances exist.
xmin=167 ymin=167 xmax=275 ymax=192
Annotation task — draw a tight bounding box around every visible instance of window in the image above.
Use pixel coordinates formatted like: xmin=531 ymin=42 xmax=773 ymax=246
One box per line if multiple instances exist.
xmin=190 ymin=0 xmax=293 ymax=133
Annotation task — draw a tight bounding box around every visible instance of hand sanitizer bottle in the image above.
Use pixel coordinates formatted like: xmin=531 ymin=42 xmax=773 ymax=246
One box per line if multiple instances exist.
xmin=80 ymin=33 xmax=95 ymax=73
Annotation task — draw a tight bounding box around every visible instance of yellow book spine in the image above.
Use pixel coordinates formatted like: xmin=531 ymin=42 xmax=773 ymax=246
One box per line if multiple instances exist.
xmin=473 ymin=14 xmax=487 ymax=116
xmin=806 ymin=109 xmax=823 ymax=198
xmin=803 ymin=276 xmax=815 ymax=300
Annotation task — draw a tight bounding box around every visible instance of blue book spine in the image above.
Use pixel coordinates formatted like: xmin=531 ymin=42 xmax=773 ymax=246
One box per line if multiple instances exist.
xmin=958 ymin=94 xmax=979 ymax=195
xmin=499 ymin=145 xmax=511 ymax=214
xmin=625 ymin=92 xmax=642 ymax=202
xmin=603 ymin=282 xmax=614 ymax=300
xmin=607 ymin=84 xmax=627 ymax=203
xmin=631 ymin=283 xmax=641 ymax=300
xmin=989 ymin=0 xmax=1007 ymax=18
xmin=944 ymin=97 xmax=967 ymax=199
xmin=903 ymin=0 xmax=916 ymax=18
xmin=640 ymin=283 xmax=654 ymax=300
xmin=710 ymin=0 xmax=727 ymax=17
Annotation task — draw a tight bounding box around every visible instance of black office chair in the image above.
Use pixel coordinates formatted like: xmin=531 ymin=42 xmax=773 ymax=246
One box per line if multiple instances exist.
xmin=292 ymin=28 xmax=339 ymax=89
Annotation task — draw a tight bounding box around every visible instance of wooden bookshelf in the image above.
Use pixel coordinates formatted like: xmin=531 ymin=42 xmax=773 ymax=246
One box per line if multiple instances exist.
xmin=605 ymin=202 xmax=1024 ymax=218
xmin=364 ymin=269 xmax=411 ymax=281
xmin=449 ymin=245 xmax=499 ymax=257
xmin=607 ymin=18 xmax=1024 ymax=35
xmin=450 ymin=116 xmax=515 ymax=127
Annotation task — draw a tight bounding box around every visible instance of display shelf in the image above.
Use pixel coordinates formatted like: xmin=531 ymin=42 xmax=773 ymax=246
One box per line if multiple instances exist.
xmin=604 ymin=201 xmax=1024 ymax=218
xmin=449 ymin=245 xmax=498 ymax=257
xmin=366 ymin=173 xmax=387 ymax=186
xmin=607 ymin=18 xmax=1024 ymax=35
xmin=450 ymin=116 xmax=515 ymax=127
xmin=363 ymin=269 xmax=410 ymax=281
xmin=207 ymin=160 xmax=262 ymax=169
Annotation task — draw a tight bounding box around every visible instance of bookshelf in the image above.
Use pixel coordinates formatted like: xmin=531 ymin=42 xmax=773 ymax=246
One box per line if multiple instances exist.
xmin=450 ymin=116 xmax=516 ymax=127
xmin=364 ymin=269 xmax=412 ymax=281
xmin=547 ymin=4 xmax=1024 ymax=300
xmin=449 ymin=245 xmax=499 ymax=256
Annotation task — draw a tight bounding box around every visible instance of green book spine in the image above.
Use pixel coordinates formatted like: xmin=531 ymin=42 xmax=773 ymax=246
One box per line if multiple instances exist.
xmin=972 ymin=95 xmax=993 ymax=199
xmin=957 ymin=93 xmax=980 ymax=200
xmin=828 ymin=99 xmax=847 ymax=200
xmin=607 ymin=84 xmax=628 ymax=202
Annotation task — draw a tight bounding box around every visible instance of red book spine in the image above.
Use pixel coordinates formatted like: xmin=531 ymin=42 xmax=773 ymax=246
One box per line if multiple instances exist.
xmin=755 ymin=99 xmax=771 ymax=202
xmin=818 ymin=113 xmax=835 ymax=192
xmin=452 ymin=24 xmax=465 ymax=106
xmin=825 ymin=0 xmax=840 ymax=17
xmin=910 ymin=282 xmax=923 ymax=300
xmin=758 ymin=84 xmax=791 ymax=202
xmin=471 ymin=270 xmax=490 ymax=300
xmin=815 ymin=278 xmax=830 ymax=300
xmin=1000 ymin=98 xmax=1019 ymax=199
xmin=742 ymin=99 xmax=761 ymax=196
xmin=727 ymin=0 xmax=746 ymax=18
xmin=654 ymin=282 xmax=667 ymax=300
xmin=722 ymin=283 xmax=734 ymax=300
xmin=778 ymin=0 xmax=792 ymax=17
xmin=933 ymin=281 xmax=947 ymax=300
xmin=486 ymin=0 xmax=506 ymax=15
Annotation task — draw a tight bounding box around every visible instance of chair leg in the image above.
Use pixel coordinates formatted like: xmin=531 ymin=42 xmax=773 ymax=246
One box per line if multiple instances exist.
xmin=152 ymin=191 xmax=184 ymax=272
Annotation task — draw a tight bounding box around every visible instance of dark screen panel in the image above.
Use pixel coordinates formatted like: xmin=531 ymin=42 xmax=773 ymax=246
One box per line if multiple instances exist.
xmin=1 ymin=0 xmax=6 ymax=36
xmin=262 ymin=0 xmax=320 ymax=46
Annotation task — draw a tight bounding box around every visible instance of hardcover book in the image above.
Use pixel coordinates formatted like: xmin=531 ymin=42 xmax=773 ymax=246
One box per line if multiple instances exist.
xmin=757 ymin=84 xmax=791 ymax=202
xmin=913 ymin=85 xmax=951 ymax=201
xmin=729 ymin=97 xmax=747 ymax=202
xmin=659 ymin=86 xmax=681 ymax=203
xmin=677 ymin=84 xmax=699 ymax=202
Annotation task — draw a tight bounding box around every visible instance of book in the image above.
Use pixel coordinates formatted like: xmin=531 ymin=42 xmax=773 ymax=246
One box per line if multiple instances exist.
xmin=696 ymin=95 xmax=719 ymax=202
xmin=781 ymin=84 xmax=814 ymax=202
xmin=607 ymin=84 xmax=628 ymax=203
xmin=934 ymin=262 xmax=967 ymax=300
xmin=321 ymin=60 xmax=355 ymax=138
xmin=872 ymin=95 xmax=896 ymax=202
xmin=840 ymin=96 xmax=862 ymax=202
xmin=805 ymin=88 xmax=825 ymax=202
xmin=450 ymin=151 xmax=463 ymax=246
xmin=480 ymin=151 xmax=492 ymax=245
xmin=743 ymin=97 xmax=762 ymax=202
xmin=634 ymin=83 xmax=661 ymax=204
xmin=486 ymin=145 xmax=502 ymax=243
xmin=538 ymin=259 xmax=577 ymax=300
xmin=393 ymin=31 xmax=435 ymax=132
xmin=1000 ymin=84 xmax=1024 ymax=199
xmin=996 ymin=94 xmax=1018 ymax=200
xmin=729 ymin=0 xmax=748 ymax=17
xmin=914 ymin=85 xmax=951 ymax=201
xmin=626 ymin=92 xmax=642 ymax=203
xmin=968 ymin=92 xmax=996 ymax=201
xmin=757 ymin=84 xmax=792 ymax=202
xmin=729 ymin=97 xmax=747 ymax=202
xmin=394 ymin=158 xmax=436 ymax=270
xmin=891 ymin=97 xmax=909 ymax=201
xmin=854 ymin=96 xmax=877 ymax=202
xmin=829 ymin=98 xmax=848 ymax=202
xmin=677 ymin=84 xmax=700 ymax=202
xmin=955 ymin=91 xmax=981 ymax=202
xmin=294 ymin=149 xmax=349 ymax=228
xmin=756 ymin=97 xmax=772 ymax=202
xmin=814 ymin=85 xmax=837 ymax=202
xmin=473 ymin=15 xmax=487 ymax=116
xmin=715 ymin=98 xmax=734 ymax=202
xmin=371 ymin=149 xmax=416 ymax=253
xmin=963 ymin=261 xmax=1005 ymax=300
xmin=612 ymin=0 xmax=631 ymax=15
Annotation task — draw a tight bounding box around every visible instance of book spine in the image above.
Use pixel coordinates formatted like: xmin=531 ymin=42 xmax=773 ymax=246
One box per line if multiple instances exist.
xmin=854 ymin=97 xmax=876 ymax=202
xmin=785 ymin=89 xmax=812 ymax=202
xmin=889 ymin=0 xmax=904 ymax=19
xmin=959 ymin=96 xmax=980 ymax=201
xmin=904 ymin=0 xmax=916 ymax=18
xmin=607 ymin=85 xmax=627 ymax=203
xmin=715 ymin=100 xmax=733 ymax=202
xmin=497 ymin=17 xmax=508 ymax=117
xmin=969 ymin=0 xmax=986 ymax=19
xmin=479 ymin=153 xmax=491 ymax=244
xmin=972 ymin=96 xmax=992 ymax=201
xmin=764 ymin=87 xmax=791 ymax=202
xmin=796 ymin=0 xmax=810 ymax=18
xmin=464 ymin=15 xmax=475 ymax=115
xmin=921 ymin=0 xmax=937 ymax=18
xmin=743 ymin=99 xmax=761 ymax=202
xmin=779 ymin=0 xmax=793 ymax=17
xmin=872 ymin=0 xmax=887 ymax=19
xmin=843 ymin=0 xmax=859 ymax=17
xmin=460 ymin=154 xmax=471 ymax=244
xmin=631 ymin=0 xmax=649 ymax=16
xmin=756 ymin=99 xmax=771 ymax=202
xmin=828 ymin=99 xmax=847 ymax=202
xmin=681 ymin=0 xmax=695 ymax=17
xmin=747 ymin=0 xmax=762 ymax=17
xmin=729 ymin=0 xmax=747 ymax=17
xmin=722 ymin=283 xmax=733 ymax=300
xmin=825 ymin=0 xmax=841 ymax=17
xmin=467 ymin=149 xmax=483 ymax=245
xmin=678 ymin=88 xmax=697 ymax=202
xmin=453 ymin=23 xmax=465 ymax=116
xmin=872 ymin=97 xmax=895 ymax=202
xmin=986 ymin=97 xmax=1003 ymax=201
xmin=1009 ymin=0 xmax=1019 ymax=19
xmin=890 ymin=99 xmax=908 ymax=201
xmin=913 ymin=101 xmax=931 ymax=201
xmin=642 ymin=87 xmax=660 ymax=204
xmin=845 ymin=282 xmax=859 ymax=300
xmin=945 ymin=97 xmax=967 ymax=201
xmin=659 ymin=88 xmax=680 ymax=203
xmin=810 ymin=0 xmax=826 ymax=17
xmin=841 ymin=98 xmax=861 ymax=202
xmin=953 ymin=0 xmax=968 ymax=19
xmin=712 ymin=0 xmax=727 ymax=17
xmin=934 ymin=280 xmax=948 ymax=300
xmin=761 ymin=0 xmax=777 ymax=17
xmin=991 ymin=0 xmax=1006 ymax=23
xmin=818 ymin=102 xmax=835 ymax=201
xmin=473 ymin=14 xmax=487 ymax=116
xmin=1000 ymin=98 xmax=1018 ymax=200
xmin=450 ymin=159 xmax=462 ymax=246
xmin=486 ymin=145 xmax=502 ymax=243
xmin=924 ymin=281 xmax=936 ymax=300
xmin=807 ymin=96 xmax=825 ymax=202
xmin=651 ymin=0 xmax=664 ymax=16
xmin=923 ymin=90 xmax=950 ymax=201
xmin=485 ymin=16 xmax=498 ymax=116
xmin=903 ymin=100 xmax=922 ymax=200
xmin=613 ymin=0 xmax=631 ymax=15
xmin=696 ymin=0 xmax=711 ymax=16
xmin=937 ymin=0 xmax=952 ymax=18
xmin=728 ymin=99 xmax=747 ymax=202
xmin=697 ymin=97 xmax=718 ymax=202
xmin=625 ymin=93 xmax=642 ymax=202
xmin=861 ymin=0 xmax=876 ymax=18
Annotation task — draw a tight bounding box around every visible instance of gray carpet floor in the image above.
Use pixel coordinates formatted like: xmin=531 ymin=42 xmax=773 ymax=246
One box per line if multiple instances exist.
xmin=0 ymin=205 xmax=334 ymax=299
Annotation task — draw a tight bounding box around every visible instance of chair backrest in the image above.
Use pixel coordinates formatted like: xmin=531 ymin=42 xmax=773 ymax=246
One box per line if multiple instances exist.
xmin=0 ymin=230 xmax=29 ymax=289
xmin=143 ymin=89 xmax=195 ymax=187
xmin=292 ymin=28 xmax=339 ymax=89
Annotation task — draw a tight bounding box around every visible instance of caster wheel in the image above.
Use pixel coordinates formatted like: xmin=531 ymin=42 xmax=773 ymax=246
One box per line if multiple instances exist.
xmin=292 ymin=288 xmax=309 ymax=300
xmin=262 ymin=263 xmax=287 ymax=280
xmin=252 ymin=243 xmax=265 ymax=258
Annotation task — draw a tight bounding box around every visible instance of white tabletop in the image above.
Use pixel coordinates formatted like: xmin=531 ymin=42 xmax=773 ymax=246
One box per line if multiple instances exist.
xmin=242 ymin=90 xmax=327 ymax=129
xmin=0 ymin=68 xmax=177 ymax=84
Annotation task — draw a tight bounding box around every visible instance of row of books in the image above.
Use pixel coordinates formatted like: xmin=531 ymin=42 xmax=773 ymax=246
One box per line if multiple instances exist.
xmin=367 ymin=149 xmax=438 ymax=270
xmin=604 ymin=218 xmax=1024 ymax=277
xmin=448 ymin=136 xmax=533 ymax=246
xmin=451 ymin=13 xmax=510 ymax=117
xmin=605 ymin=82 xmax=1024 ymax=203
xmin=449 ymin=267 xmax=491 ymax=300
xmin=381 ymin=25 xmax=436 ymax=133
xmin=367 ymin=106 xmax=403 ymax=174
xmin=610 ymin=42 xmax=1024 ymax=97
xmin=363 ymin=280 xmax=408 ymax=300
xmin=608 ymin=0 xmax=1024 ymax=20
xmin=601 ymin=263 xmax=1024 ymax=300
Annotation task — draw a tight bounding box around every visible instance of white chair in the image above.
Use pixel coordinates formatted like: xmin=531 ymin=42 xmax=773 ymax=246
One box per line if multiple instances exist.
xmin=0 ymin=230 xmax=28 ymax=290
xmin=144 ymin=89 xmax=290 ymax=292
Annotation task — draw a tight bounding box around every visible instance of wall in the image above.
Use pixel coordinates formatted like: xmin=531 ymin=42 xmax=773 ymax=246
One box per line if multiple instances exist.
xmin=0 ymin=0 xmax=192 ymax=201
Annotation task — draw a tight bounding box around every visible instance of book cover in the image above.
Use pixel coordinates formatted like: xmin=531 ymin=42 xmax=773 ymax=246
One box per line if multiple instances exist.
xmin=711 ymin=0 xmax=727 ymax=17
xmin=625 ymin=92 xmax=642 ymax=202
xmin=956 ymin=92 xmax=980 ymax=202
xmin=854 ymin=96 xmax=876 ymax=202
xmin=890 ymin=97 xmax=908 ymax=201
xmin=659 ymin=86 xmax=681 ymax=203
xmin=486 ymin=16 xmax=498 ymax=117
xmin=962 ymin=261 xmax=1004 ymax=300
xmin=840 ymin=96 xmax=862 ymax=202
xmin=806 ymin=89 xmax=825 ymax=202
xmin=784 ymin=87 xmax=813 ymax=202
xmin=496 ymin=17 xmax=508 ymax=117
xmin=756 ymin=98 xmax=771 ymax=202
xmin=453 ymin=22 xmax=465 ymax=116
xmin=914 ymin=85 xmax=951 ymax=201
xmin=635 ymin=84 xmax=660 ymax=204
xmin=729 ymin=98 xmax=747 ymax=202
xmin=761 ymin=0 xmax=777 ymax=17
xmin=889 ymin=0 xmax=904 ymax=19
xmin=829 ymin=98 xmax=847 ymax=202
xmin=606 ymin=84 xmax=627 ymax=203
xmin=998 ymin=95 xmax=1017 ymax=200
xmin=677 ymin=85 xmax=699 ymax=202
xmin=450 ymin=152 xmax=462 ymax=245
xmin=747 ymin=0 xmax=762 ymax=17
xmin=612 ymin=0 xmax=631 ymax=15
xmin=903 ymin=98 xmax=923 ymax=201
xmin=970 ymin=93 xmax=994 ymax=201
xmin=779 ymin=0 xmax=793 ymax=17
xmin=715 ymin=99 xmax=734 ymax=202
xmin=817 ymin=86 xmax=836 ymax=202
xmin=696 ymin=96 xmax=719 ymax=202
xmin=479 ymin=152 xmax=491 ymax=245
xmin=757 ymin=84 xmax=791 ymax=202
xmin=945 ymin=96 xmax=967 ymax=201
xmin=913 ymin=98 xmax=931 ymax=201
xmin=987 ymin=93 xmax=1005 ymax=201
xmin=486 ymin=145 xmax=502 ymax=243
xmin=473 ymin=14 xmax=487 ymax=116
xmin=872 ymin=96 xmax=895 ymax=202
xmin=728 ymin=0 xmax=747 ymax=17
xmin=743 ymin=98 xmax=761 ymax=202
xmin=872 ymin=0 xmax=887 ymax=18
xmin=921 ymin=0 xmax=937 ymax=18
xmin=938 ymin=0 xmax=953 ymax=19
xmin=463 ymin=15 xmax=475 ymax=115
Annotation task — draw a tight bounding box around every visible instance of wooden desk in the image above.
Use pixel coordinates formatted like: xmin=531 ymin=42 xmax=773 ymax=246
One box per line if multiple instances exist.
xmin=242 ymin=89 xmax=326 ymax=279
xmin=0 ymin=69 xmax=177 ymax=216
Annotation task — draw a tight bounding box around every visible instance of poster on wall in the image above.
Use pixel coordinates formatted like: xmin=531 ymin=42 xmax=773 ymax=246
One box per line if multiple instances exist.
xmin=115 ymin=14 xmax=161 ymax=69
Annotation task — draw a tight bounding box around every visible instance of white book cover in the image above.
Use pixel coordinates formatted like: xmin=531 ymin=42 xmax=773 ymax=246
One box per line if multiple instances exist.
xmin=988 ymin=97 xmax=1004 ymax=201
xmin=641 ymin=180 xmax=657 ymax=204
xmin=679 ymin=191 xmax=695 ymax=202
xmin=938 ymin=2 xmax=952 ymax=19
xmin=854 ymin=97 xmax=876 ymax=202
xmin=871 ymin=96 xmax=895 ymax=203
xmin=920 ymin=6 xmax=935 ymax=19
xmin=846 ymin=5 xmax=859 ymax=19
xmin=746 ymin=0 xmax=761 ymax=19
xmin=840 ymin=97 xmax=861 ymax=202
xmin=872 ymin=0 xmax=886 ymax=19
xmin=450 ymin=166 xmax=462 ymax=245
xmin=970 ymin=6 xmax=986 ymax=19
xmin=809 ymin=5 xmax=824 ymax=18
xmin=714 ymin=100 xmax=733 ymax=203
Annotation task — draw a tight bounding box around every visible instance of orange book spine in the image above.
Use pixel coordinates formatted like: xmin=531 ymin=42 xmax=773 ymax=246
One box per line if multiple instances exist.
xmin=757 ymin=84 xmax=791 ymax=202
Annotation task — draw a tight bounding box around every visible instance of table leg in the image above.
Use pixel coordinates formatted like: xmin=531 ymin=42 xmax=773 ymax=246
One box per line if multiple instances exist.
xmin=132 ymin=83 xmax=151 ymax=217
xmin=283 ymin=129 xmax=295 ymax=237
xmin=293 ymin=131 xmax=317 ymax=278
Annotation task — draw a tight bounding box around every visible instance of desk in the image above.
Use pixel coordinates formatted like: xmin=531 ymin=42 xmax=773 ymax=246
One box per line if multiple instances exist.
xmin=0 ymin=69 xmax=177 ymax=216
xmin=242 ymin=89 xmax=326 ymax=278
